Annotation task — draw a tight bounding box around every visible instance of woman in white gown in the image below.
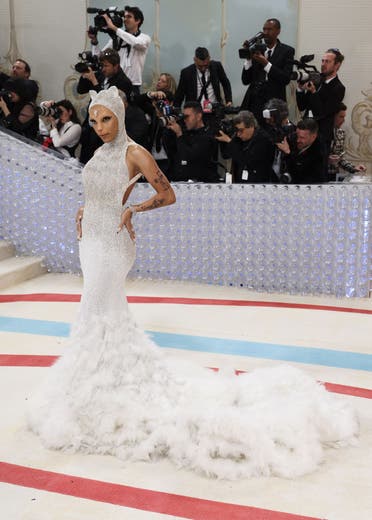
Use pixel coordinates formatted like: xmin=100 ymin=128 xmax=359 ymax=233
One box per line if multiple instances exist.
xmin=29 ymin=87 xmax=358 ymax=480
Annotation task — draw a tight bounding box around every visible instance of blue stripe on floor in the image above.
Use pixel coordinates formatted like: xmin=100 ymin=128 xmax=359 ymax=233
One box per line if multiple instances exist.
xmin=0 ymin=316 xmax=70 ymax=337
xmin=1 ymin=315 xmax=372 ymax=371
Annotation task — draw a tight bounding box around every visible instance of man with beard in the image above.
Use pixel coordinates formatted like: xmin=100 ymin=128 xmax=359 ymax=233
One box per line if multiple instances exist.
xmin=296 ymin=48 xmax=345 ymax=154
xmin=0 ymin=59 xmax=38 ymax=101
xmin=240 ymin=18 xmax=295 ymax=123
xmin=276 ymin=118 xmax=325 ymax=184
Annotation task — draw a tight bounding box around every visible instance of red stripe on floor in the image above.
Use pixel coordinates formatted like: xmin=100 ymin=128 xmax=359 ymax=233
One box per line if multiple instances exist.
xmin=0 ymin=355 xmax=58 ymax=367
xmin=1 ymin=355 xmax=372 ymax=400
xmin=0 ymin=462 xmax=320 ymax=520
xmin=0 ymin=293 xmax=81 ymax=303
xmin=0 ymin=293 xmax=371 ymax=314
xmin=323 ymin=381 xmax=372 ymax=399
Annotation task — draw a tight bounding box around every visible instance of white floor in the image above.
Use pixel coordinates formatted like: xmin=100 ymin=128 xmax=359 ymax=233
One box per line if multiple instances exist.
xmin=0 ymin=273 xmax=371 ymax=520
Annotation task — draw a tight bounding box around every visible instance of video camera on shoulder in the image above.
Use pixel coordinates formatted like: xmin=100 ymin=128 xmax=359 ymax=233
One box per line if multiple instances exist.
xmin=86 ymin=6 xmax=124 ymax=33
xmin=74 ymin=51 xmax=100 ymax=74
xmin=239 ymin=32 xmax=267 ymax=59
xmin=290 ymin=55 xmax=322 ymax=87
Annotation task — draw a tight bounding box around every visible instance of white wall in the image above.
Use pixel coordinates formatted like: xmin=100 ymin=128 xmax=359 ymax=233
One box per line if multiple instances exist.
xmin=0 ymin=0 xmax=87 ymax=101
xmin=297 ymin=0 xmax=372 ymax=169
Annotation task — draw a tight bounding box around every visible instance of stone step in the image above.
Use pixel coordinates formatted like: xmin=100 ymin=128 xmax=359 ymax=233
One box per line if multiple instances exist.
xmin=0 ymin=255 xmax=47 ymax=290
xmin=0 ymin=240 xmax=15 ymax=261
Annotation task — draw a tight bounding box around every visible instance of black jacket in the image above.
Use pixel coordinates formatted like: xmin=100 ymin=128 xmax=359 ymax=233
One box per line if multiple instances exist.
xmin=77 ymin=68 xmax=133 ymax=100
xmin=286 ymin=138 xmax=326 ymax=184
xmin=221 ymin=128 xmax=275 ymax=183
xmin=170 ymin=126 xmax=220 ymax=182
xmin=0 ymin=73 xmax=39 ymax=101
xmin=175 ymin=61 xmax=232 ymax=107
xmin=125 ymin=103 xmax=149 ymax=149
xmin=240 ymin=41 xmax=295 ymax=119
xmin=296 ymin=75 xmax=345 ymax=149
xmin=0 ymin=101 xmax=39 ymax=140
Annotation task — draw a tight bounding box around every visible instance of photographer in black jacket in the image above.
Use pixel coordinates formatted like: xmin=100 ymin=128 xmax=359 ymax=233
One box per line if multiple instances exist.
xmin=262 ymin=98 xmax=296 ymax=183
xmin=134 ymin=89 xmax=178 ymax=179
xmin=240 ymin=18 xmax=294 ymax=123
xmin=167 ymin=101 xmax=220 ymax=182
xmin=276 ymin=118 xmax=326 ymax=184
xmin=296 ymin=48 xmax=345 ymax=154
xmin=0 ymin=78 xmax=39 ymax=139
xmin=216 ymin=110 xmax=275 ymax=183
xmin=77 ymin=48 xmax=132 ymax=99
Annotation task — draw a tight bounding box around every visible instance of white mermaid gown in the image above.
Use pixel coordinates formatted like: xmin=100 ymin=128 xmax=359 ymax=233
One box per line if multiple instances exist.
xmin=28 ymin=100 xmax=358 ymax=480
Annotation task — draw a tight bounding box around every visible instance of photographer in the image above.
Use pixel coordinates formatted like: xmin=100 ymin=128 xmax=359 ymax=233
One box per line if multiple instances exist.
xmin=276 ymin=118 xmax=326 ymax=184
xmin=89 ymin=5 xmax=151 ymax=94
xmin=0 ymin=78 xmax=39 ymax=139
xmin=240 ymin=18 xmax=294 ymax=122
xmin=216 ymin=110 xmax=275 ymax=183
xmin=167 ymin=101 xmax=220 ymax=182
xmin=132 ymin=74 xmax=179 ymax=177
xmin=152 ymin=73 xmax=177 ymax=96
xmin=262 ymin=98 xmax=296 ymax=183
xmin=77 ymin=49 xmax=132 ymax=99
xmin=0 ymin=59 xmax=38 ymax=101
xmin=296 ymin=48 xmax=345 ymax=153
xmin=39 ymin=99 xmax=82 ymax=158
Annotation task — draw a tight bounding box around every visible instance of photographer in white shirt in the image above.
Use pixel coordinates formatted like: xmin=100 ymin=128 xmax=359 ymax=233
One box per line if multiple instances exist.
xmin=41 ymin=99 xmax=82 ymax=158
xmin=89 ymin=5 xmax=151 ymax=94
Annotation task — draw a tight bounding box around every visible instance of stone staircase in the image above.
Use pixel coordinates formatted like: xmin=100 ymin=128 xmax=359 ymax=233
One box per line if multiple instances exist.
xmin=0 ymin=240 xmax=47 ymax=290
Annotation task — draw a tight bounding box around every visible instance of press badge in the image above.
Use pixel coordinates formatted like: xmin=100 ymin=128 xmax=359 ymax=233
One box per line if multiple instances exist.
xmin=242 ymin=169 xmax=249 ymax=180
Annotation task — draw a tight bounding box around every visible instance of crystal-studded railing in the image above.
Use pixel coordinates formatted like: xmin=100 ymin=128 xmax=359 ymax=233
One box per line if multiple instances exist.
xmin=1 ymin=129 xmax=371 ymax=297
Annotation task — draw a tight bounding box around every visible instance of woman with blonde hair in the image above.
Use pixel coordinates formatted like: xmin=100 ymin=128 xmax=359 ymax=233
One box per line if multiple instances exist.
xmin=153 ymin=72 xmax=177 ymax=96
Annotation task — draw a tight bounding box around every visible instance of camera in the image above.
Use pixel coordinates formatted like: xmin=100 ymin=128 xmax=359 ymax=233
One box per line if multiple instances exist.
xmin=37 ymin=103 xmax=62 ymax=119
xmin=0 ymin=90 xmax=11 ymax=102
xmin=74 ymin=51 xmax=100 ymax=74
xmin=207 ymin=103 xmax=240 ymax=137
xmin=238 ymin=32 xmax=267 ymax=59
xmin=262 ymin=108 xmax=295 ymax=144
xmin=290 ymin=54 xmax=322 ymax=87
xmin=87 ymin=7 xmax=124 ymax=33
xmin=155 ymin=99 xmax=182 ymax=128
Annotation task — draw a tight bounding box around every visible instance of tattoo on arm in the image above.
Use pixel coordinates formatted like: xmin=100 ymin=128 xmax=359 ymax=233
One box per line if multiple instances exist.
xmin=153 ymin=169 xmax=171 ymax=191
xmin=137 ymin=199 xmax=164 ymax=212
xmin=131 ymin=169 xmax=172 ymax=213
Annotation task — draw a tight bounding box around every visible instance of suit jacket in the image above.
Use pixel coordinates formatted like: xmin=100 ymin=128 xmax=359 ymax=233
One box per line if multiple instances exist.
xmin=240 ymin=41 xmax=295 ymax=119
xmin=174 ymin=61 xmax=232 ymax=107
xmin=296 ymin=75 xmax=345 ymax=149
xmin=221 ymin=128 xmax=275 ymax=183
